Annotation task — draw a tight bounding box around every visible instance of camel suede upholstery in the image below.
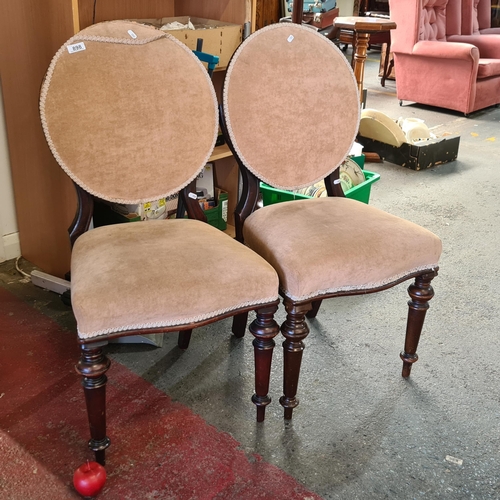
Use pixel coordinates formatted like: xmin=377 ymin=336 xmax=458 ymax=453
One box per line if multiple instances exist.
xmin=223 ymin=23 xmax=441 ymax=303
xmin=219 ymin=20 xmax=444 ymax=423
xmin=40 ymin=20 xmax=280 ymax=340
xmin=243 ymin=198 xmax=441 ymax=302
xmin=72 ymin=220 xmax=279 ymax=339
xmin=223 ymin=23 xmax=360 ymax=191
xmin=40 ymin=21 xmax=218 ymax=204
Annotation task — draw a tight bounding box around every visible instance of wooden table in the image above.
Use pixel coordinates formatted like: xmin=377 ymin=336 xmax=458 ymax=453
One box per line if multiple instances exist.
xmin=333 ymin=16 xmax=397 ymax=104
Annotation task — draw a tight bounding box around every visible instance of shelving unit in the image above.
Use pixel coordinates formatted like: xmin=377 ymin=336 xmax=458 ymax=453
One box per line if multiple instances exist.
xmin=0 ymin=0 xmax=253 ymax=277
xmin=209 ymin=144 xmax=233 ymax=162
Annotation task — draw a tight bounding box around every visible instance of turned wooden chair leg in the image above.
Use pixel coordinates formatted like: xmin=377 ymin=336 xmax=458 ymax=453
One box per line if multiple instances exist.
xmin=279 ymin=299 xmax=312 ymax=420
xmin=177 ymin=330 xmax=192 ymax=350
xmin=381 ymin=40 xmax=393 ymax=87
xmin=249 ymin=304 xmax=280 ymax=422
xmin=306 ymin=299 xmax=322 ymax=319
xmin=232 ymin=312 xmax=248 ymax=338
xmin=76 ymin=342 xmax=111 ymax=465
xmin=400 ymin=270 xmax=438 ymax=378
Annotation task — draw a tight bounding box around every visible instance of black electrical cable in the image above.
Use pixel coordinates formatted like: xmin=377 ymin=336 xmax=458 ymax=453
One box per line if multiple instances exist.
xmin=92 ymin=0 xmax=97 ymax=24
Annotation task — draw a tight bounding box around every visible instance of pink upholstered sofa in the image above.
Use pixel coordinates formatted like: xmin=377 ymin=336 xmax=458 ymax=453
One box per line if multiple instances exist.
xmin=446 ymin=0 xmax=500 ymax=45
xmin=390 ymin=0 xmax=500 ymax=114
xmin=461 ymin=0 xmax=500 ymax=34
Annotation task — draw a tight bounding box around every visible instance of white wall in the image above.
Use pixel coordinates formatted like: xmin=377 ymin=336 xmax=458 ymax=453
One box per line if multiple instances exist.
xmin=336 ymin=0 xmax=356 ymax=15
xmin=0 ymin=84 xmax=20 ymax=262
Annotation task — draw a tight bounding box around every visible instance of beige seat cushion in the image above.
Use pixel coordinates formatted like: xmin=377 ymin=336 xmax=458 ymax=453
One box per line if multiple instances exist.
xmin=71 ymin=220 xmax=279 ymax=340
xmin=243 ymin=198 xmax=442 ymax=302
xmin=477 ymin=58 xmax=500 ymax=78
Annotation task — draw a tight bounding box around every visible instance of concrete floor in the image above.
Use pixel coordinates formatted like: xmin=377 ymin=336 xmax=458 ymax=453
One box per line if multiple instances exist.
xmin=2 ymin=50 xmax=500 ymax=499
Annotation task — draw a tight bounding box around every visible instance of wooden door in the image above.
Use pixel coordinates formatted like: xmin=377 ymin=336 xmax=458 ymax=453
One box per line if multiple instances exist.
xmin=0 ymin=0 xmax=77 ymax=278
xmin=255 ymin=0 xmax=281 ymax=30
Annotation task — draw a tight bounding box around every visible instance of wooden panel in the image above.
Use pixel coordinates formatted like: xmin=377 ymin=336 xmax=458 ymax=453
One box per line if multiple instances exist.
xmin=209 ymin=145 xmax=232 ymax=162
xmin=175 ymin=0 xmax=249 ymax=24
xmin=209 ymin=72 xmax=240 ymax=224
xmin=77 ymin=0 xmax=175 ymax=30
xmin=255 ymin=0 xmax=280 ymax=30
xmin=213 ymin=158 xmax=239 ymax=227
xmin=0 ymin=0 xmax=77 ymax=277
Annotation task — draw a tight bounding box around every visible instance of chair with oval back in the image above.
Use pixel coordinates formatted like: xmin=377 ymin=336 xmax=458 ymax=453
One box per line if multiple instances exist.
xmin=221 ymin=22 xmax=442 ymax=420
xmin=40 ymin=20 xmax=281 ymax=465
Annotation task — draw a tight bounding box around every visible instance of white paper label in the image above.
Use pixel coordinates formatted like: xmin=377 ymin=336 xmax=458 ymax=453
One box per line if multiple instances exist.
xmin=188 ymin=192 xmax=198 ymax=200
xmin=334 ymin=179 xmax=341 ymax=184
xmin=67 ymin=42 xmax=86 ymax=54
xmin=287 ymin=35 xmax=294 ymax=43
xmin=127 ymin=30 xmax=138 ymax=39
xmin=221 ymin=200 xmax=228 ymax=222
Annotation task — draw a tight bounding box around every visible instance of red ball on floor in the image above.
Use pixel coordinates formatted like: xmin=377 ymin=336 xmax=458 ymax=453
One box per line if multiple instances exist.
xmin=73 ymin=461 xmax=106 ymax=498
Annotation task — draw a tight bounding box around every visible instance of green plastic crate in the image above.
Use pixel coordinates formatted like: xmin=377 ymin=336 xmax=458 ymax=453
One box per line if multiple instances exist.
xmin=203 ymin=189 xmax=228 ymax=231
xmin=351 ymin=154 xmax=365 ymax=169
xmin=260 ymin=169 xmax=380 ymax=206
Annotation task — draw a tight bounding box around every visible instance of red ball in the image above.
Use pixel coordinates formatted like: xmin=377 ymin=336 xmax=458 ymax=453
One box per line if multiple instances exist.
xmin=73 ymin=461 xmax=106 ymax=498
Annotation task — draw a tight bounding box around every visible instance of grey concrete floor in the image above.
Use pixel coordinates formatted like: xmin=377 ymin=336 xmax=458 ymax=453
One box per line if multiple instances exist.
xmin=2 ymin=49 xmax=500 ymax=499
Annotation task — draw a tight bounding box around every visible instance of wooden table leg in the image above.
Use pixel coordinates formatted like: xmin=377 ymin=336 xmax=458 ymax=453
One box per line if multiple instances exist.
xmin=353 ymin=32 xmax=381 ymax=162
xmin=352 ymin=32 xmax=370 ymax=104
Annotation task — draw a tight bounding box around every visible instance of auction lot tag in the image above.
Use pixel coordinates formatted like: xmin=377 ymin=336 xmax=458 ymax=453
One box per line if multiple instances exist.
xmin=67 ymin=42 xmax=86 ymax=54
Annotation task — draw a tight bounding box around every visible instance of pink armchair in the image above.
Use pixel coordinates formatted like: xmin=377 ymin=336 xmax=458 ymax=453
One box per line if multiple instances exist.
xmin=389 ymin=0 xmax=500 ymax=115
xmin=461 ymin=0 xmax=500 ymax=34
xmin=446 ymin=0 xmax=500 ymax=49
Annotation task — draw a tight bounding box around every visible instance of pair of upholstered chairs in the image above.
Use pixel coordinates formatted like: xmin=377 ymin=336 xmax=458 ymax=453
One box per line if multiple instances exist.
xmin=390 ymin=0 xmax=500 ymax=115
xmin=40 ymin=19 xmax=441 ymax=465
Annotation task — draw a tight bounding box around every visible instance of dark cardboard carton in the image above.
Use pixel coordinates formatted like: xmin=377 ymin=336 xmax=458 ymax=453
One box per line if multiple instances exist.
xmin=357 ymin=135 xmax=460 ymax=170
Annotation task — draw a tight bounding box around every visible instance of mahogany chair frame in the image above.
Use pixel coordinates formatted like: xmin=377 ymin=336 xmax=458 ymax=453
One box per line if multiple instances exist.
xmin=220 ymin=107 xmax=438 ymax=420
xmin=68 ymin=181 xmax=279 ymax=465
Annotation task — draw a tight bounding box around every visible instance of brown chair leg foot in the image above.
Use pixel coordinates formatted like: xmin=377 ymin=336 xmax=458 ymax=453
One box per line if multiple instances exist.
xmin=280 ymin=299 xmax=312 ymax=419
xmin=250 ymin=303 xmax=280 ymax=422
xmin=281 ymin=402 xmax=297 ymax=421
xmin=76 ymin=342 xmax=111 ymax=465
xmin=232 ymin=312 xmax=248 ymax=338
xmin=400 ymin=270 xmax=438 ymax=378
xmin=177 ymin=330 xmax=192 ymax=350
xmin=306 ymin=299 xmax=322 ymax=319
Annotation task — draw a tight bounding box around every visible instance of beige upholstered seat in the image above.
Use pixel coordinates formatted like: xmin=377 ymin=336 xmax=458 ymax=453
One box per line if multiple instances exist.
xmin=243 ymin=197 xmax=441 ymax=302
xmin=222 ymin=23 xmax=441 ymax=420
xmin=72 ymin=219 xmax=279 ymax=339
xmin=40 ymin=20 xmax=280 ymax=466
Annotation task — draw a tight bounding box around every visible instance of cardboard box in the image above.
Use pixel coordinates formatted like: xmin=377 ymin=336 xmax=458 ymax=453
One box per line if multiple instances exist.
xmin=93 ymin=195 xmax=178 ymax=226
xmin=357 ymin=135 xmax=460 ymax=171
xmin=134 ymin=17 xmax=242 ymax=69
xmin=93 ymin=189 xmax=228 ymax=231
